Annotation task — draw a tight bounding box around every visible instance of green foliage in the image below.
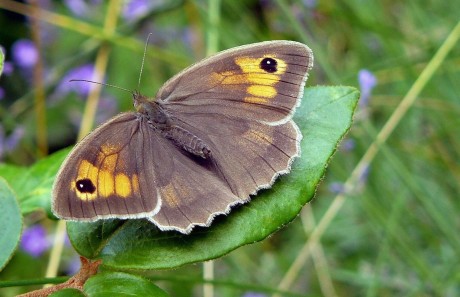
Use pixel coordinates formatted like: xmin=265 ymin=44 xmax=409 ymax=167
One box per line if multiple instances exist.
xmin=49 ymin=288 xmax=86 ymax=297
xmin=0 ymin=149 xmax=70 ymax=215
xmin=0 ymin=178 xmax=22 ymax=270
xmin=83 ymin=272 xmax=169 ymax=297
xmin=0 ymin=47 xmax=4 ymax=75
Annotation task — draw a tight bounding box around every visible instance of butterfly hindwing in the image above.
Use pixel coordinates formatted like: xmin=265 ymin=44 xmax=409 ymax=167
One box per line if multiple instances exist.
xmin=52 ymin=113 xmax=162 ymax=220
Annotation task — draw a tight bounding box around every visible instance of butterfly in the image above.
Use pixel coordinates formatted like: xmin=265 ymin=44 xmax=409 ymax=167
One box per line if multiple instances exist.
xmin=52 ymin=40 xmax=313 ymax=234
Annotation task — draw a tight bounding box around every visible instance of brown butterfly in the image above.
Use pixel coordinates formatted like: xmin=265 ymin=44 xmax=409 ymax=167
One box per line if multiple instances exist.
xmin=52 ymin=40 xmax=314 ymax=234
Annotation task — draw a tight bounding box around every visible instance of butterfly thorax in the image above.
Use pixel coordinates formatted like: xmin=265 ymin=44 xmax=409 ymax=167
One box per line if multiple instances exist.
xmin=133 ymin=91 xmax=211 ymax=159
xmin=133 ymin=92 xmax=167 ymax=125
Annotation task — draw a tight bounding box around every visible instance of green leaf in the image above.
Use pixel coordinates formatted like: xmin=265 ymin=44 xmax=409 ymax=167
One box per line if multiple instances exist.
xmin=49 ymin=288 xmax=86 ymax=297
xmin=84 ymin=272 xmax=169 ymax=297
xmin=0 ymin=148 xmax=71 ymax=215
xmin=0 ymin=46 xmax=4 ymax=76
xmin=67 ymin=220 xmax=125 ymax=259
xmin=68 ymin=86 xmax=360 ymax=269
xmin=0 ymin=177 xmax=23 ymax=270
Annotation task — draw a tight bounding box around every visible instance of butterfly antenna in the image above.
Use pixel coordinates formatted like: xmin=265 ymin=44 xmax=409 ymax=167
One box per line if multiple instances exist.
xmin=137 ymin=33 xmax=152 ymax=90
xmin=69 ymin=79 xmax=132 ymax=94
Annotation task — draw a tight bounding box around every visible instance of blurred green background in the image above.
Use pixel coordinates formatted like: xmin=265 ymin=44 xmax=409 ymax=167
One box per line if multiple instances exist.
xmin=0 ymin=0 xmax=459 ymax=296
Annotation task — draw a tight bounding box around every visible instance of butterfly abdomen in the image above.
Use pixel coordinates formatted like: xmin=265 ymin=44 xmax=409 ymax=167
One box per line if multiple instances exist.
xmin=162 ymin=125 xmax=211 ymax=159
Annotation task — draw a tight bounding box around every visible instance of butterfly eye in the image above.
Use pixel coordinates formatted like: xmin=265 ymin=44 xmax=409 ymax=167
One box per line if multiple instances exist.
xmin=260 ymin=57 xmax=278 ymax=73
xmin=76 ymin=179 xmax=96 ymax=194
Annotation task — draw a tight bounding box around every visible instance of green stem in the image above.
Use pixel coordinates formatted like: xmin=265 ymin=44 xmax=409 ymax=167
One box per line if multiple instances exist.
xmin=206 ymin=0 xmax=221 ymax=56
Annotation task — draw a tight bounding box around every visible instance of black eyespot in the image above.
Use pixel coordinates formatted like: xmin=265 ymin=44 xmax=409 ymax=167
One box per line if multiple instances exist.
xmin=76 ymin=179 xmax=96 ymax=194
xmin=260 ymin=57 xmax=278 ymax=73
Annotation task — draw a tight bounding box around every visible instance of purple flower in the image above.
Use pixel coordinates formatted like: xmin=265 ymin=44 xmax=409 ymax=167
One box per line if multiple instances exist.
xmin=4 ymin=127 xmax=24 ymax=151
xmin=64 ymin=0 xmax=102 ymax=17
xmin=340 ymin=138 xmax=355 ymax=152
xmin=303 ymin=0 xmax=317 ymax=8
xmin=0 ymin=126 xmax=25 ymax=160
xmin=97 ymin=95 xmax=118 ymax=122
xmin=242 ymin=293 xmax=267 ymax=297
xmin=64 ymin=0 xmax=89 ymax=16
xmin=358 ymin=69 xmax=377 ymax=107
xmin=66 ymin=255 xmax=81 ymax=275
xmin=357 ymin=163 xmax=370 ymax=185
xmin=2 ymin=61 xmax=14 ymax=76
xmin=122 ymin=0 xmax=163 ymax=22
xmin=20 ymin=225 xmax=50 ymax=257
xmin=123 ymin=0 xmax=150 ymax=21
xmin=57 ymin=64 xmax=98 ymax=97
xmin=12 ymin=39 xmax=39 ymax=68
xmin=329 ymin=182 xmax=346 ymax=194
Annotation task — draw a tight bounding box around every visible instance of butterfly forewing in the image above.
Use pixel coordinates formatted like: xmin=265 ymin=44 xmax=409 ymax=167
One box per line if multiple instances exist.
xmin=157 ymin=41 xmax=313 ymax=123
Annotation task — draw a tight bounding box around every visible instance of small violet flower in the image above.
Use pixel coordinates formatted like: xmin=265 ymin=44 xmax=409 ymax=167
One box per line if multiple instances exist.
xmin=2 ymin=61 xmax=14 ymax=76
xmin=1 ymin=45 xmax=15 ymax=76
xmin=303 ymin=0 xmax=317 ymax=8
xmin=340 ymin=138 xmax=355 ymax=152
xmin=0 ymin=126 xmax=25 ymax=160
xmin=20 ymin=225 xmax=50 ymax=257
xmin=64 ymin=0 xmax=89 ymax=16
xmin=64 ymin=0 xmax=102 ymax=17
xmin=358 ymin=69 xmax=377 ymax=107
xmin=242 ymin=293 xmax=267 ymax=297
xmin=4 ymin=127 xmax=25 ymax=152
xmin=57 ymin=64 xmax=98 ymax=97
xmin=357 ymin=163 xmax=370 ymax=186
xmin=122 ymin=0 xmax=159 ymax=22
xmin=96 ymin=95 xmax=118 ymax=124
xmin=66 ymin=256 xmax=82 ymax=275
xmin=329 ymin=182 xmax=346 ymax=194
xmin=12 ymin=39 xmax=38 ymax=69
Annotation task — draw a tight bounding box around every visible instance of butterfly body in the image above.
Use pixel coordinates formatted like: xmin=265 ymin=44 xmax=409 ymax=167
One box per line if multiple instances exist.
xmin=52 ymin=40 xmax=313 ymax=234
xmin=134 ymin=92 xmax=210 ymax=158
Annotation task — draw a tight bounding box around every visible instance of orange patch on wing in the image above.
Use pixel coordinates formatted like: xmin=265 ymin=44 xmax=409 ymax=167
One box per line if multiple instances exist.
xmin=235 ymin=55 xmax=287 ymax=77
xmin=161 ymin=183 xmax=180 ymax=207
xmin=101 ymin=154 xmax=118 ymax=171
xmin=244 ymin=97 xmax=269 ymax=104
xmin=161 ymin=176 xmax=191 ymax=207
xmin=72 ymin=153 xmax=138 ymax=200
xmin=210 ymin=55 xmax=288 ymax=105
xmin=98 ymin=170 xmax=114 ymax=197
xmin=101 ymin=143 xmax=120 ymax=155
xmin=115 ymin=173 xmax=131 ymax=198
xmin=132 ymin=174 xmax=140 ymax=195
xmin=244 ymin=128 xmax=273 ymax=144
xmin=237 ymin=55 xmax=287 ymax=104
xmin=72 ymin=160 xmax=99 ymax=200
xmin=247 ymin=85 xmax=277 ymax=98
